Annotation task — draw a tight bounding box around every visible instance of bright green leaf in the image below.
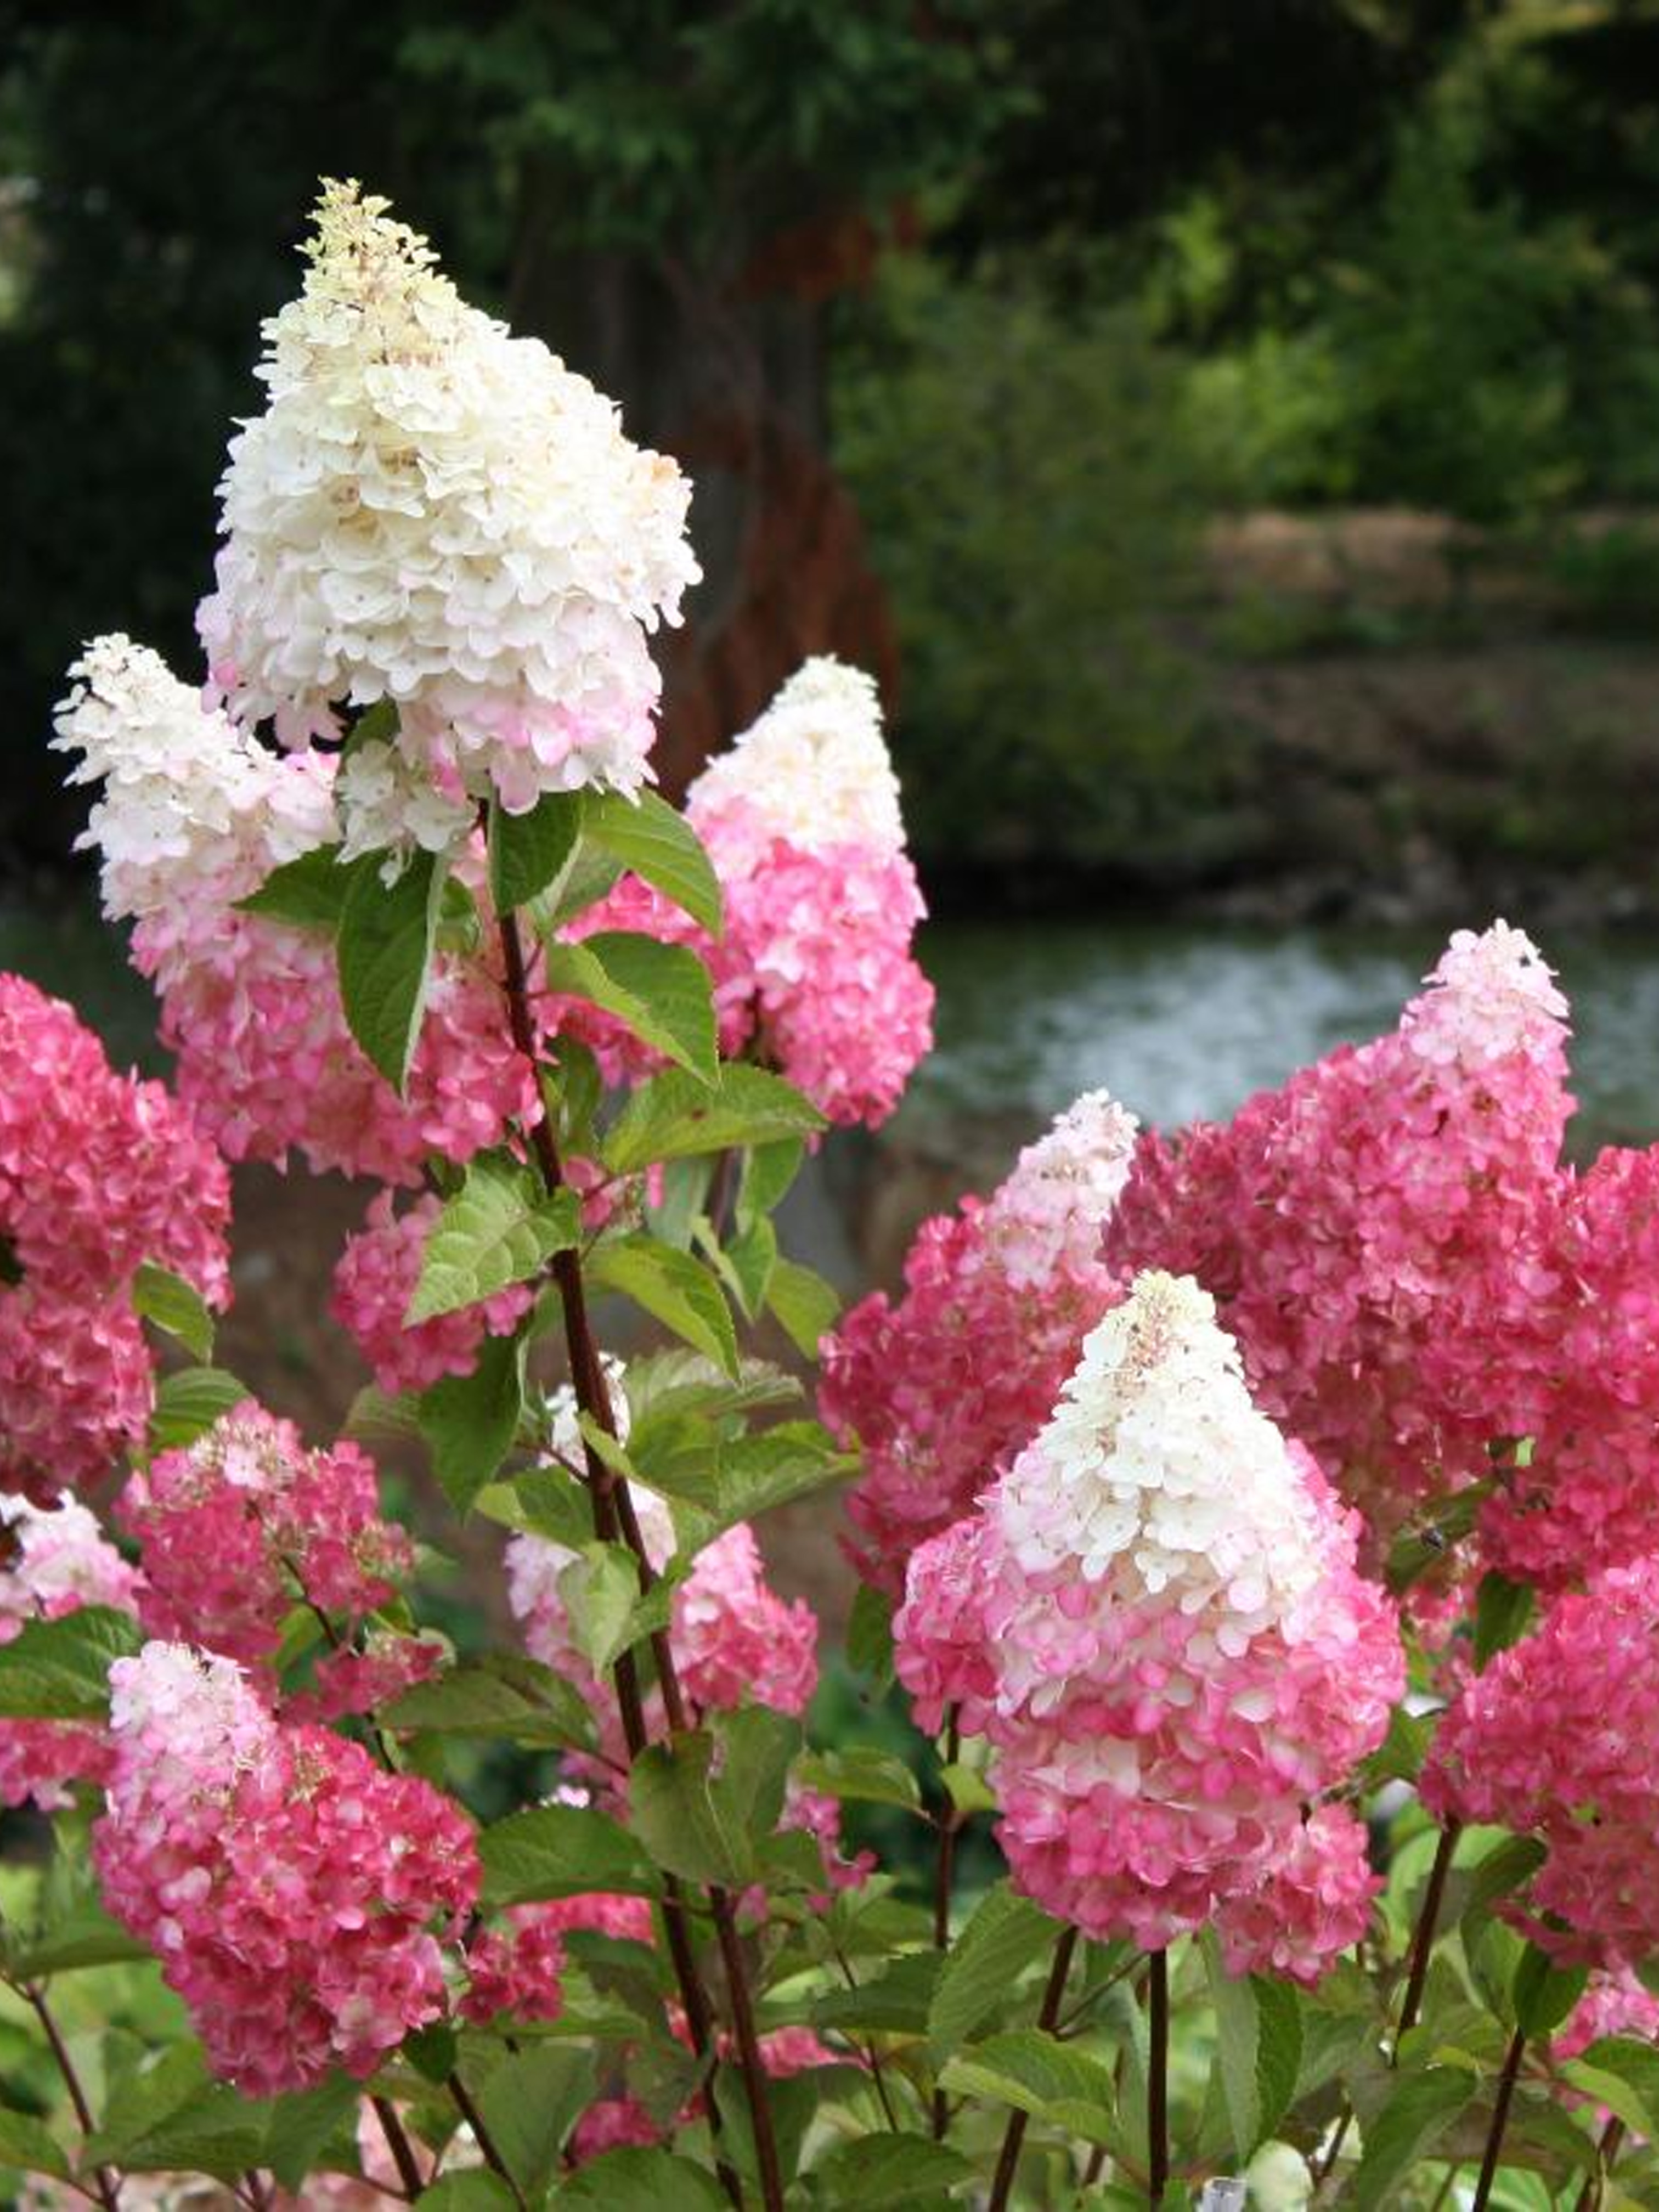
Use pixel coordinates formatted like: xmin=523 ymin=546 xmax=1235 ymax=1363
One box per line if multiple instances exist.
xmin=131 ymin=1261 xmax=215 ymax=1361
xmin=737 ymin=1138 xmax=805 ymax=1230
xmin=0 ymin=2106 xmax=69 ymax=2178
xmin=603 ymin=1064 xmax=825 ymax=1175
xmin=336 ymin=845 xmax=445 ymax=1092
xmin=795 ymin=1746 xmax=922 ymax=1814
xmin=382 ymin=1656 xmax=594 ymax=1752
xmin=417 ymin=1329 xmax=526 ymax=1513
xmin=558 ymin=1541 xmax=647 ymax=1674
xmin=542 ymin=932 xmax=717 ymax=1086
xmin=0 ymin=1605 xmax=142 ymax=1719
xmin=407 ymin=1161 xmax=580 ymax=1322
xmin=765 ymin=1256 xmax=841 ymax=1358
xmin=589 ymin=1235 xmax=738 ymax=1378
xmin=478 ymin=1804 xmax=658 ymax=1908
xmin=584 ymin=787 xmax=723 ymax=937
xmin=148 ymin=1365 xmax=249 ymax=1451
xmin=939 ymin=2029 xmax=1119 ymax=2145
xmin=928 ymin=1884 xmax=1058 ymax=2061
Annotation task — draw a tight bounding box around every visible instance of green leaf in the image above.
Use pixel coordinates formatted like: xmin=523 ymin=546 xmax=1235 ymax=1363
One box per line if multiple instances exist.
xmin=554 ymin=2147 xmax=728 ymax=2209
xmin=130 ymin=1261 xmax=216 ymax=1361
xmin=475 ymin=2044 xmax=597 ymax=2200
xmin=1566 ymin=2037 xmax=1659 ymax=2143
xmin=603 ymin=1064 xmax=826 ymax=1175
xmin=148 ymin=1364 xmax=249 ymax=1450
xmin=939 ymin=1760 xmax=998 ymax=1817
xmin=0 ymin=2104 xmax=70 ymax=2178
xmin=417 ymin=1330 xmax=526 ymax=1513
xmin=1460 ymin=1834 xmax=1548 ymax=1950
xmin=476 ymin=1464 xmax=594 ymax=1550
xmin=721 ymin=1215 xmax=777 ymax=1318
xmin=529 ymin=843 xmax=624 ymax=933
xmin=939 ymin=2029 xmax=1119 ymax=2145
xmin=488 ymin=789 xmax=584 ymax=914
xmin=336 ymin=845 xmax=445 ymax=1092
xmin=559 ymin=1541 xmax=649 ymax=1673
xmin=813 ymin=1951 xmax=943 ymax=2038
xmin=1201 ymin=1933 xmax=1303 ymax=2158
xmin=382 ymin=1656 xmax=594 ymax=1752
xmin=421 ymin=2179 xmax=518 ymax=2210
xmin=263 ymin=2075 xmax=363 ymax=2192
xmin=1385 ymin=1482 xmax=1490 ymax=1594
xmin=1350 ymin=2066 xmax=1477 ymax=2210
xmin=478 ymin=1804 xmax=658 ymax=1909
xmin=584 ymin=787 xmax=724 ymax=938
xmin=927 ymin=1884 xmax=1058 ymax=2061
xmin=805 ymin=2133 xmax=975 ymax=2205
xmin=795 ymin=1746 xmax=922 ymax=1814
xmin=1474 ymin=1570 xmax=1536 ymax=1670
xmin=738 ymin=1137 xmax=805 ymax=1229
xmin=542 ymin=932 xmax=717 ymax=1086
xmin=0 ymin=1605 xmax=142 ymax=1719
xmin=630 ymin=1729 xmax=755 ymax=1886
xmin=1513 ymin=1942 xmax=1588 ymax=2037
xmin=765 ymin=1256 xmax=842 ymax=1358
xmin=407 ymin=1161 xmax=580 ymax=1322
xmin=712 ymin=1424 xmax=857 ymax=1525
xmin=717 ymin=1706 xmax=799 ymax=1842
xmin=589 ymin=1235 xmax=738 ymax=1378
xmin=847 ymin=1583 xmax=895 ymax=1689
xmin=235 ymin=843 xmax=356 ymax=930
xmin=6 ymin=1900 xmax=152 ymax=1977
xmin=100 ymin=2081 xmax=272 ymax=2182
xmin=625 ymin=1350 xmax=802 ymax=1432
xmin=1362 ymin=1705 xmax=1435 ymax=1787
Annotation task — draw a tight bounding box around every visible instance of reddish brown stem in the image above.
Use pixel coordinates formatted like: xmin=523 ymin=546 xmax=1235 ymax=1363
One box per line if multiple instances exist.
xmin=1397 ymin=1821 xmax=1460 ymax=2050
xmin=370 ymin=2096 xmax=426 ymax=2200
xmin=1148 ymin=1949 xmax=1170 ymax=2206
xmin=1470 ymin=2025 xmax=1527 ymax=2212
xmin=1576 ymin=2116 xmax=1625 ymax=2212
xmin=986 ymin=1927 xmax=1079 ymax=2212
xmin=499 ymin=904 xmax=781 ymax=2212
xmin=931 ymin=1708 xmax=962 ymax=2142
xmin=22 ymin=1982 xmax=121 ymax=2212
xmin=448 ymin=2075 xmax=526 ymax=2210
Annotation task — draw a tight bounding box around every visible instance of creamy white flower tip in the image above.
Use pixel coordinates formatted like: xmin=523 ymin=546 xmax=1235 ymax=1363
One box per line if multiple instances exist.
xmin=687 ymin=655 xmax=906 ymax=859
xmin=985 ymin=1087 xmax=1140 ymax=1288
xmin=995 ymin=1269 xmax=1325 ymax=1635
xmin=1405 ymin=919 xmax=1570 ymax=1070
xmin=196 ymin=179 xmax=698 ymax=814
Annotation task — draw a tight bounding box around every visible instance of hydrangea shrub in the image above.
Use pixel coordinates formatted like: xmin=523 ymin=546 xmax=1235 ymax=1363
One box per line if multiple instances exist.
xmin=4 ymin=179 xmax=1658 ymax=2211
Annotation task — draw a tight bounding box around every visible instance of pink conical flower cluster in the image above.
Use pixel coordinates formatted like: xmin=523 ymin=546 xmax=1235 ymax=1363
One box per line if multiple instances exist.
xmin=895 ymin=1272 xmax=1402 ymax=1956
xmin=93 ymin=1642 xmax=478 ymax=2093
xmin=822 ymin=1088 xmax=1137 ymax=1590
xmin=0 ymin=971 xmax=231 ymax=1498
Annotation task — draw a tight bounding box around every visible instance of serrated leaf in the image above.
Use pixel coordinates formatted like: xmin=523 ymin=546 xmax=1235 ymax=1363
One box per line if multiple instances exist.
xmin=805 ymin=2132 xmax=974 ymax=2205
xmin=1567 ymin=2037 xmax=1659 ymax=2143
xmin=100 ymin=2081 xmax=271 ymax=2182
xmin=235 ymin=843 xmax=356 ymax=930
xmin=1513 ymin=1943 xmax=1588 ymax=2037
xmin=7 ymin=1900 xmax=153 ymax=1977
xmin=148 ymin=1364 xmax=249 ymax=1450
xmin=543 ymin=932 xmax=717 ymax=1086
xmin=939 ymin=2029 xmax=1119 ymax=2144
xmin=382 ymin=1655 xmax=594 ymax=1751
xmin=723 ymin=1215 xmax=777 ymax=1318
xmin=421 ymin=2178 xmax=518 ymax=2210
xmin=0 ymin=2104 xmax=70 ymax=2178
xmin=589 ymin=1235 xmax=738 ymax=1378
xmin=558 ymin=1541 xmax=647 ymax=1673
xmin=584 ymin=787 xmax=723 ymax=937
xmin=795 ymin=1746 xmax=922 ymax=1813
xmin=336 ymin=845 xmax=445 ymax=1092
xmin=478 ymin=1804 xmax=658 ymax=1908
xmin=928 ymin=1884 xmax=1057 ymax=2060
xmin=1474 ymin=1570 xmax=1536 ymax=1670
xmin=625 ymin=1350 xmax=802 ymax=1432
xmin=603 ymin=1064 xmax=825 ymax=1175
xmin=131 ymin=1261 xmax=215 ymax=1361
xmin=475 ymin=2043 xmax=597 ymax=2200
xmin=417 ymin=1329 xmax=526 ymax=1513
xmin=738 ymin=1138 xmax=805 ymax=1229
xmin=630 ymin=1731 xmax=755 ymax=1886
xmin=263 ymin=2075 xmax=362 ymax=2192
xmin=475 ymin=1464 xmax=594 ymax=1550
xmin=1350 ymin=2066 xmax=1477 ymax=2210
xmin=765 ymin=1256 xmax=841 ymax=1358
xmin=554 ymin=2147 xmax=728 ymax=2208
xmin=0 ymin=1605 xmax=142 ymax=1718
xmin=847 ymin=1583 xmax=895 ymax=1689
xmin=488 ymin=789 xmax=584 ymax=914
xmin=1201 ymin=1933 xmax=1302 ymax=2159
xmin=408 ymin=1161 xmax=580 ymax=1323
xmin=813 ymin=1951 xmax=943 ymax=2038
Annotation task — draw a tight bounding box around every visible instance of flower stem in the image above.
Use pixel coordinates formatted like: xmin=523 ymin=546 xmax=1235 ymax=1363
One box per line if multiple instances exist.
xmin=930 ymin=1707 xmax=961 ymax=2141
xmin=1470 ymin=2024 xmax=1526 ymax=2212
xmin=449 ymin=2074 xmax=527 ymax=2209
xmin=986 ymin=1926 xmax=1080 ymax=2212
xmin=370 ymin=2096 xmax=426 ymax=2200
xmin=1576 ymin=2116 xmax=1624 ymax=2212
xmin=1397 ymin=1820 xmax=1460 ymax=2050
xmin=499 ymin=903 xmax=779 ymax=2212
xmin=1148 ymin=1949 xmax=1170 ymax=2207
xmin=19 ymin=1980 xmax=121 ymax=2212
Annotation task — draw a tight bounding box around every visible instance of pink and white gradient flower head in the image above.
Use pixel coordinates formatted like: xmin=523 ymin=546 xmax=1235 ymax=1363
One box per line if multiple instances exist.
xmin=198 ymin=179 xmax=697 ymax=835
xmin=1401 ymin=921 xmax=1570 ymax=1077
xmin=1212 ymin=1805 xmax=1381 ymax=1988
xmin=981 ymin=1088 xmax=1139 ymax=1290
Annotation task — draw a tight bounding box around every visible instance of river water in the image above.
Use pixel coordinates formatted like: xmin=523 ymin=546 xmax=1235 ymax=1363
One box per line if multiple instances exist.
xmin=899 ymin=918 xmax=1659 ymax=1155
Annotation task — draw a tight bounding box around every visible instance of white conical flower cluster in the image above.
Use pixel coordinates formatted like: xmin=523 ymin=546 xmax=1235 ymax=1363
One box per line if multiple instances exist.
xmin=1402 ymin=919 xmax=1570 ymax=1074
xmin=686 ymin=656 xmax=905 ymax=866
xmin=983 ymin=1087 xmax=1140 ymax=1290
xmin=198 ymin=179 xmax=699 ymax=827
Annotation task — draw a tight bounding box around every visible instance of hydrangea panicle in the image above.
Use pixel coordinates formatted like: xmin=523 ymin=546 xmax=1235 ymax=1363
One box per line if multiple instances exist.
xmin=332 ymin=1191 xmax=533 ymax=1395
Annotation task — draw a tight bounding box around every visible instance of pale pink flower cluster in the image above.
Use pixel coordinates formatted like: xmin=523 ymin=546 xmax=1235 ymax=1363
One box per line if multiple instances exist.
xmin=0 ymin=1491 xmax=142 ymax=1810
xmin=822 ymin=1090 xmax=1136 ymax=1590
xmin=895 ymin=1273 xmax=1402 ymax=1954
xmin=93 ymin=1643 xmax=477 ymax=2092
xmin=199 ymin=180 xmax=697 ymax=827
xmin=1423 ymin=1557 xmax=1659 ymax=1969
xmin=565 ymin=658 xmax=933 ymax=1127
xmin=54 ymin=639 xmax=536 ymax=1183
xmin=1212 ymin=1805 xmax=1380 ymax=1988
xmin=0 ymin=971 xmax=231 ymax=1497
xmin=1105 ymin=923 xmax=1573 ymax=1563
xmin=331 ymin=1191 xmax=534 ymax=1394
xmin=1555 ymin=1970 xmax=1659 ymax=2064
xmin=117 ymin=1402 xmax=413 ymax=1675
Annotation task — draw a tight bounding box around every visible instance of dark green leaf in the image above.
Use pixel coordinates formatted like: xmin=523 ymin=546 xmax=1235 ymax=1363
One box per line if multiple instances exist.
xmin=589 ymin=1235 xmax=738 ymax=1378
xmin=629 ymin=1729 xmax=754 ymax=1886
xmin=584 ymin=787 xmax=723 ymax=937
xmin=737 ymin=1138 xmax=805 ymax=1231
xmin=927 ymin=1884 xmax=1057 ymax=2061
xmin=7 ymin=1900 xmax=153 ymax=1977
xmin=805 ymin=2133 xmax=974 ymax=2205
xmin=475 ymin=2044 xmax=597 ymax=2200
xmin=148 ymin=1364 xmax=249 ymax=1450
xmin=479 ymin=1804 xmax=658 ymax=1908
xmin=1362 ymin=1705 xmax=1435 ymax=1787
xmin=235 ymin=844 xmax=355 ymax=930
xmin=765 ymin=1256 xmax=841 ymax=1358
xmin=420 ymin=2178 xmax=518 ymax=2210
xmin=1474 ymin=1570 xmax=1536 ymax=1670
xmin=1513 ymin=1942 xmax=1588 ymax=2037
xmin=938 ymin=2029 xmax=1119 ymax=2145
xmin=100 ymin=2081 xmax=271 ymax=2182
xmin=0 ymin=1605 xmax=142 ymax=1719
xmin=554 ymin=2147 xmax=727 ymax=2209
xmin=1350 ymin=2066 xmax=1477 ymax=2211
xmin=812 ymin=1951 xmax=943 ymax=2038
xmin=795 ymin=1746 xmax=922 ymax=1814
xmin=710 ymin=1423 xmax=856 ymax=1525
xmin=1385 ymin=1482 xmax=1490 ymax=1594
xmin=488 ymin=790 xmax=584 ymax=914
xmin=0 ymin=2105 xmax=69 ymax=2178
xmin=1202 ymin=1932 xmax=1303 ymax=2159
xmin=407 ymin=1162 xmax=580 ymax=1322
xmin=417 ymin=1330 xmax=526 ymax=1513
xmin=603 ymin=1065 xmax=826 ymax=1175
xmin=336 ymin=845 xmax=445 ymax=1092
xmin=131 ymin=1261 xmax=215 ymax=1361
xmin=847 ymin=1583 xmax=895 ymax=1689
xmin=542 ymin=932 xmax=717 ymax=1086
xmin=263 ymin=2075 xmax=362 ymax=2192
xmin=382 ymin=1656 xmax=594 ymax=1752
